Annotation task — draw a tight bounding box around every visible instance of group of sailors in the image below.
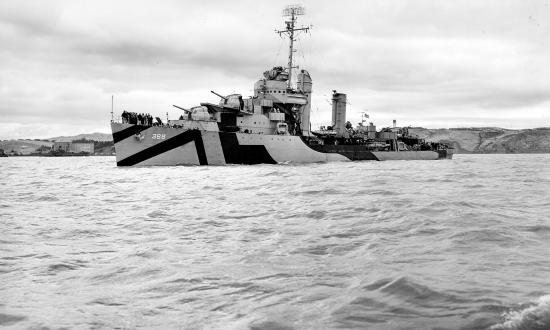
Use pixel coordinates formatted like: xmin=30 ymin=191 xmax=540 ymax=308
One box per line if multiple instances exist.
xmin=121 ymin=111 xmax=153 ymax=126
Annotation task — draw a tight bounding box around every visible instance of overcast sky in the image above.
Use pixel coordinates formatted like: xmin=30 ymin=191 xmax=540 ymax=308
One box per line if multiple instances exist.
xmin=1 ymin=0 xmax=549 ymax=139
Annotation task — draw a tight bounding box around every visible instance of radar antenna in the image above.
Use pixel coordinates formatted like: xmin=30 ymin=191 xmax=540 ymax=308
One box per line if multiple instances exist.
xmin=276 ymin=5 xmax=311 ymax=88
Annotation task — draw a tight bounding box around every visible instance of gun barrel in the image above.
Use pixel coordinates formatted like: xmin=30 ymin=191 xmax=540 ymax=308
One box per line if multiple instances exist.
xmin=210 ymin=90 xmax=227 ymax=100
xmin=172 ymin=104 xmax=191 ymax=112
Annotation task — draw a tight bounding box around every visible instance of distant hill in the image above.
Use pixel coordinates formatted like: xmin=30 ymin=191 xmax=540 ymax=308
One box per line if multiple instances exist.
xmin=48 ymin=132 xmax=112 ymax=142
xmin=2 ymin=128 xmax=550 ymax=155
xmin=0 ymin=139 xmax=54 ymax=155
xmin=409 ymin=127 xmax=550 ymax=153
xmin=0 ymin=133 xmax=113 ymax=155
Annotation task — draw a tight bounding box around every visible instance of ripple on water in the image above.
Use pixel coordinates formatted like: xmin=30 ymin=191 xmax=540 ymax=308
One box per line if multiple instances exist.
xmin=301 ymin=188 xmax=341 ymax=196
xmin=62 ymin=229 xmax=103 ymax=239
xmin=303 ymin=210 xmax=327 ymax=219
xmin=146 ymin=210 xmax=169 ymax=218
xmin=449 ymin=229 xmax=517 ymax=246
xmin=36 ymin=195 xmax=59 ymax=202
xmin=219 ymin=211 xmax=271 ymax=220
xmin=521 ymin=225 xmax=550 ymax=234
xmin=45 ymin=260 xmax=87 ymax=274
xmin=0 ymin=313 xmax=27 ymax=326
xmin=88 ymin=298 xmax=126 ymax=307
xmin=249 ymin=320 xmax=295 ymax=330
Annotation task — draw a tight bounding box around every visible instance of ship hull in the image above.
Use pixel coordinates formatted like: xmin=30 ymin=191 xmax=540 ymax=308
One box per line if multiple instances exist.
xmin=111 ymin=123 xmax=452 ymax=166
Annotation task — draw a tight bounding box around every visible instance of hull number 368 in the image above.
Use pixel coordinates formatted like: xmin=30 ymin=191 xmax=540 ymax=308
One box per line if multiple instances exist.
xmin=152 ymin=134 xmax=166 ymax=140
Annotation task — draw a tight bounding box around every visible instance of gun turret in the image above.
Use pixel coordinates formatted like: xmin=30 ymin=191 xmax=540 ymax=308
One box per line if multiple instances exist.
xmin=210 ymin=90 xmax=228 ymax=100
xmin=172 ymin=104 xmax=191 ymax=113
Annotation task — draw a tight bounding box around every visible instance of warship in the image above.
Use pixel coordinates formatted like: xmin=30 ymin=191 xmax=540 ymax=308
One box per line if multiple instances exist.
xmin=110 ymin=5 xmax=453 ymax=166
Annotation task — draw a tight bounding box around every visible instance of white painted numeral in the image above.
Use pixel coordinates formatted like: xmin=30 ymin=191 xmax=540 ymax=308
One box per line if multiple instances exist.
xmin=152 ymin=134 xmax=166 ymax=140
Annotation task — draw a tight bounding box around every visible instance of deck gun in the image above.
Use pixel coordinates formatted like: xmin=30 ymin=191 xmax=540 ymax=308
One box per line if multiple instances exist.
xmin=172 ymin=104 xmax=191 ymax=113
xmin=210 ymin=90 xmax=228 ymax=100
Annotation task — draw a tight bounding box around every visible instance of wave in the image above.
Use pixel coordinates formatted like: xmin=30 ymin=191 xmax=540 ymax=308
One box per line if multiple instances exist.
xmin=36 ymin=195 xmax=59 ymax=201
xmin=449 ymin=229 xmax=515 ymax=245
xmin=301 ymin=188 xmax=341 ymax=195
xmin=0 ymin=313 xmax=27 ymax=326
xmin=521 ymin=225 xmax=550 ymax=234
xmin=46 ymin=264 xmax=76 ymax=272
xmin=46 ymin=260 xmax=87 ymax=273
xmin=369 ymin=276 xmax=468 ymax=305
xmin=490 ymin=295 xmax=550 ymax=330
xmin=249 ymin=320 xmax=295 ymax=330
xmin=352 ymin=189 xmax=398 ymax=196
xmin=63 ymin=229 xmax=103 ymax=239
xmin=88 ymin=298 xmax=126 ymax=306
xmin=218 ymin=211 xmax=271 ymax=220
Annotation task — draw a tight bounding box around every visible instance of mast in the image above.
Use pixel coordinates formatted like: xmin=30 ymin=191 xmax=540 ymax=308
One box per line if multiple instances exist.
xmin=276 ymin=5 xmax=310 ymax=88
xmin=111 ymin=95 xmax=114 ymax=122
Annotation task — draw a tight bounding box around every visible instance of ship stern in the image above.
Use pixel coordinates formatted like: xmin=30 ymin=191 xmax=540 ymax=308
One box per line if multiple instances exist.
xmin=437 ymin=148 xmax=454 ymax=159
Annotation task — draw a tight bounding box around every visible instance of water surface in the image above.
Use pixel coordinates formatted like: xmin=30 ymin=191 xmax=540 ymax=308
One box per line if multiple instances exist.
xmin=1 ymin=154 xmax=550 ymax=329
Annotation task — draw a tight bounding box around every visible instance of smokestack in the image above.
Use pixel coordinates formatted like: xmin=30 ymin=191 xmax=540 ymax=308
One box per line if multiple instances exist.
xmin=298 ymin=70 xmax=313 ymax=135
xmin=331 ymin=90 xmax=347 ymax=136
xmin=393 ymin=119 xmax=396 ymax=128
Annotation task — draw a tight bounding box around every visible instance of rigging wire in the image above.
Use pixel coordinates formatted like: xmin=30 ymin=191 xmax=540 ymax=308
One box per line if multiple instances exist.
xmin=272 ymin=37 xmax=284 ymax=67
xmin=297 ymin=37 xmax=306 ymax=69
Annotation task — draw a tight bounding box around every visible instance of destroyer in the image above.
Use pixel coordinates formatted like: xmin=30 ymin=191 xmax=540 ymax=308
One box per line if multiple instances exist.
xmin=110 ymin=5 xmax=453 ymax=166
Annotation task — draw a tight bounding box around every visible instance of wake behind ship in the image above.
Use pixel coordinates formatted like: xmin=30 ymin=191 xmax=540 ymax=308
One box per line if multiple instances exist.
xmin=110 ymin=5 xmax=453 ymax=166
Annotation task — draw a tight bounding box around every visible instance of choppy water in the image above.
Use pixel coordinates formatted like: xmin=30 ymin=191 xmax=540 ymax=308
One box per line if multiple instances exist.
xmin=1 ymin=154 xmax=550 ymax=330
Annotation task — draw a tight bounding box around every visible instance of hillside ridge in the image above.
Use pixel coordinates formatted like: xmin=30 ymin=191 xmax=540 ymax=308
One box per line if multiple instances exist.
xmin=409 ymin=127 xmax=550 ymax=153
xmin=2 ymin=128 xmax=550 ymax=154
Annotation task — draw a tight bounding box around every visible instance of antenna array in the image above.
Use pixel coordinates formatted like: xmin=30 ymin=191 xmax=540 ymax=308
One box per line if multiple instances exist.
xmin=282 ymin=4 xmax=305 ymax=17
xmin=276 ymin=5 xmax=311 ymax=88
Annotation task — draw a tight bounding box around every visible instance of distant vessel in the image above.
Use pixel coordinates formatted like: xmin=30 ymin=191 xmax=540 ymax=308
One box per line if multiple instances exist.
xmin=110 ymin=5 xmax=453 ymax=166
